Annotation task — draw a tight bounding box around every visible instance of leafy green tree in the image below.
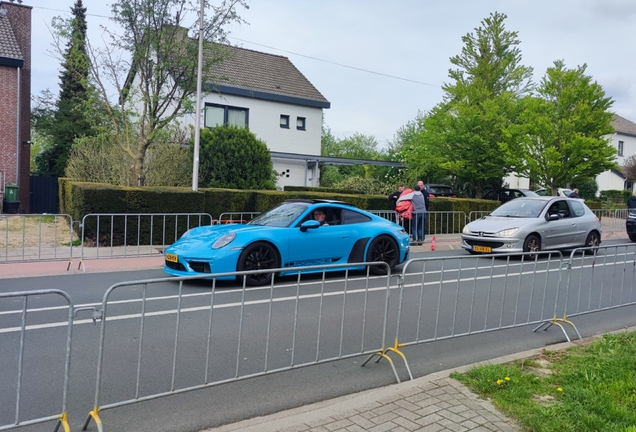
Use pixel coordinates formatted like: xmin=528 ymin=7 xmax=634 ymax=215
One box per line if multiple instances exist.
xmin=197 ymin=126 xmax=276 ymax=190
xmin=404 ymin=12 xmax=533 ymax=197
xmin=510 ymin=61 xmax=617 ymax=195
xmin=571 ymin=178 xmax=598 ymax=201
xmin=35 ymin=0 xmax=95 ymax=175
xmin=79 ymin=0 xmax=248 ymax=185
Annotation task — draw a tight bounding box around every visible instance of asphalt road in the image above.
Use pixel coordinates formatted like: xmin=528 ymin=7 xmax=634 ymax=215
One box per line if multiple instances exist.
xmin=1 ymin=241 xmax=636 ymax=432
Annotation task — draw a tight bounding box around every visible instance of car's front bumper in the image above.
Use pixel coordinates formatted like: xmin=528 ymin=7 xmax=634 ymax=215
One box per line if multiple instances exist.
xmin=460 ymin=234 xmax=524 ymax=254
xmin=163 ymin=247 xmax=243 ymax=279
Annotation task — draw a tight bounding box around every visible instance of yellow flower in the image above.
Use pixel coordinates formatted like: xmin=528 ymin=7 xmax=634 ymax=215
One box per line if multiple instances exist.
xmin=497 ymin=379 xmax=504 ymax=385
xmin=557 ymin=388 xmax=563 ymax=392
xmin=505 ymin=377 xmax=511 ymax=381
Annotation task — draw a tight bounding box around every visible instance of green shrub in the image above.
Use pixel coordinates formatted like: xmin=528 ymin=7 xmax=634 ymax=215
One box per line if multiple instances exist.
xmin=196 ymin=126 xmax=277 ymax=190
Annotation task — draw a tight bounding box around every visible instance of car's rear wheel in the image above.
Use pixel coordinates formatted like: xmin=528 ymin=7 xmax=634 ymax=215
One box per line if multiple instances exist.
xmin=523 ymin=235 xmax=541 ymax=258
xmin=366 ymin=235 xmax=399 ymax=275
xmin=583 ymin=231 xmax=601 ymax=254
xmin=237 ymin=242 xmax=280 ymax=286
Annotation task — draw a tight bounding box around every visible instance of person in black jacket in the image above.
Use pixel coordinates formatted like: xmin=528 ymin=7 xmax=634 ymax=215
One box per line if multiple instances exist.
xmin=569 ymin=188 xmax=581 ymax=199
xmin=388 ymin=184 xmax=405 ymax=211
xmin=417 ymin=180 xmax=430 ymax=211
xmin=627 ymin=190 xmax=636 ymax=209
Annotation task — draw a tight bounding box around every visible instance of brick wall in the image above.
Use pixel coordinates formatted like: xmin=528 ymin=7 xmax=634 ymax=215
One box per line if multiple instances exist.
xmin=0 ymin=1 xmax=31 ymax=212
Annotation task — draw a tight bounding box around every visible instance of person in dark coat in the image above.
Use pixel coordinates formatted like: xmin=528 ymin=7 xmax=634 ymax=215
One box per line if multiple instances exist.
xmin=388 ymin=184 xmax=405 ymax=211
xmin=569 ymin=188 xmax=581 ymax=199
xmin=627 ymin=190 xmax=636 ymax=209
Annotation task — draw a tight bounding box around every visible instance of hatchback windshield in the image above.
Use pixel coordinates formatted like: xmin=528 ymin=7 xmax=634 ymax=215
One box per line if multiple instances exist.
xmin=490 ymin=199 xmax=547 ymax=218
xmin=248 ymin=203 xmax=308 ymax=227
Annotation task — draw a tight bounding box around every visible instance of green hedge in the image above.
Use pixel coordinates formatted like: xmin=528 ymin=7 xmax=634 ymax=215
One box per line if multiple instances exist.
xmin=599 ymin=189 xmax=632 ymax=204
xmin=58 ymin=180 xmax=500 ymax=244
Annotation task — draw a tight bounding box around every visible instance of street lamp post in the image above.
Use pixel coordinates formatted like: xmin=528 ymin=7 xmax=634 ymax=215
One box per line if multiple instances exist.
xmin=191 ymin=0 xmax=205 ymax=191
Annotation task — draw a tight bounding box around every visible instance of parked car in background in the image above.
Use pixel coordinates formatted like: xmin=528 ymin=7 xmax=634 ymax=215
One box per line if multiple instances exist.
xmin=425 ymin=184 xmax=456 ymax=198
xmin=164 ymin=199 xmax=410 ymax=285
xmin=461 ymin=196 xmax=601 ymax=255
xmin=535 ymin=188 xmax=573 ymax=197
xmin=482 ymin=188 xmax=539 ymax=203
xmin=627 ymin=209 xmax=636 ymax=242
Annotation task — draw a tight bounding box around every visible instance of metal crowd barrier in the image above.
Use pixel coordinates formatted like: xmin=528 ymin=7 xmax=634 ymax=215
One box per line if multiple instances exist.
xmin=215 ymin=212 xmax=261 ymax=224
xmin=79 ymin=213 xmax=214 ymax=261
xmin=0 ymin=214 xmax=74 ymax=263
xmin=375 ymin=251 xmax=566 ymax=378
xmin=557 ymin=244 xmax=636 ymax=320
xmin=83 ymin=262 xmax=394 ymax=432
xmin=0 ymin=290 xmax=74 ymax=432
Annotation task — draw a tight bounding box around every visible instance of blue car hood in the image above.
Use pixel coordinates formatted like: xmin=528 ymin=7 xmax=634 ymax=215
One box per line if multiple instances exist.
xmin=166 ymin=224 xmax=261 ymax=254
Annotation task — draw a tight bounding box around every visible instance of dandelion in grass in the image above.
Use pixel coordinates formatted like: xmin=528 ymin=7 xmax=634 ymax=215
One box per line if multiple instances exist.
xmin=505 ymin=377 xmax=510 ymax=381
xmin=497 ymin=379 xmax=504 ymax=385
xmin=557 ymin=388 xmax=562 ymax=392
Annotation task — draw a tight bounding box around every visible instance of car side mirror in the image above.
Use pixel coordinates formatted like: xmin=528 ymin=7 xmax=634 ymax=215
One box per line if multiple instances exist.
xmin=300 ymin=220 xmax=321 ymax=232
xmin=546 ymin=214 xmax=560 ymax=221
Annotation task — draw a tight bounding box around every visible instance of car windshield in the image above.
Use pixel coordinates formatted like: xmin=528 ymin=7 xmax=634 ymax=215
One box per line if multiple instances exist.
xmin=430 ymin=186 xmax=453 ymax=194
xmin=490 ymin=199 xmax=546 ymax=218
xmin=247 ymin=202 xmax=308 ymax=227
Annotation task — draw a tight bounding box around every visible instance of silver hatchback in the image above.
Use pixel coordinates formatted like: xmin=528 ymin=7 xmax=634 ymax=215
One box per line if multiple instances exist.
xmin=461 ymin=197 xmax=601 ymax=254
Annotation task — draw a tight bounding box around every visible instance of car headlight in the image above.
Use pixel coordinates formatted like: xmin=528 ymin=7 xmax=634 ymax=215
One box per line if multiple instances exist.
xmin=495 ymin=227 xmax=519 ymax=237
xmin=462 ymin=225 xmax=470 ymax=234
xmin=212 ymin=232 xmax=236 ymax=249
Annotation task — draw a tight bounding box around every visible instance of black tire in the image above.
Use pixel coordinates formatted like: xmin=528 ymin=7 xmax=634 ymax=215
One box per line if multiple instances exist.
xmin=629 ymin=233 xmax=636 ymax=243
xmin=237 ymin=242 xmax=280 ymax=286
xmin=523 ymin=235 xmax=541 ymax=258
xmin=583 ymin=231 xmax=601 ymax=254
xmin=366 ymin=235 xmax=399 ymax=275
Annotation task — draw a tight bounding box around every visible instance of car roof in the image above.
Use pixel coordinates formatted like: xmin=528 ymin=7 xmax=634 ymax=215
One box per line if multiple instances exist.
xmin=427 ymin=183 xmax=452 ymax=187
xmin=283 ymin=199 xmax=354 ymax=206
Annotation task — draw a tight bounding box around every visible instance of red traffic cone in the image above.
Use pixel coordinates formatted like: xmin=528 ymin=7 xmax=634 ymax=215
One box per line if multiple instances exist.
xmin=431 ymin=235 xmax=436 ymax=251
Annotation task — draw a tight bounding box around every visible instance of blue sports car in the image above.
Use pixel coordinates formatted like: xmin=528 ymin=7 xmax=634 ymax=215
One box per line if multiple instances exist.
xmin=164 ymin=199 xmax=410 ymax=285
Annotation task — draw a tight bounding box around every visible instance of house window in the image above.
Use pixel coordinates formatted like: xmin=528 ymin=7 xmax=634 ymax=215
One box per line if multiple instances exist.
xmin=280 ymin=115 xmax=290 ymax=128
xmin=618 ymin=140 xmax=624 ymax=156
xmin=204 ymin=104 xmax=248 ymax=128
xmin=296 ymin=117 xmax=306 ymax=131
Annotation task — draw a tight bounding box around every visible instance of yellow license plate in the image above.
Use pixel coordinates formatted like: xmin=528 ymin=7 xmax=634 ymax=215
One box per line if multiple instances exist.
xmin=165 ymin=253 xmax=178 ymax=263
xmin=473 ymin=245 xmax=492 ymax=253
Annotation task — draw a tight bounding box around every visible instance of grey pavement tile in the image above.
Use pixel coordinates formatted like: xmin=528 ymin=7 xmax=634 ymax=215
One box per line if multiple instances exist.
xmin=414 ymin=404 xmax=443 ymax=417
xmin=309 ymin=427 xmax=331 ymax=432
xmin=392 ymin=415 xmax=423 ymax=431
xmin=435 ymin=401 xmax=453 ymax=409
xmin=439 ymin=410 xmax=471 ymax=424
xmin=489 ymin=421 xmax=519 ymax=432
xmin=415 ymin=412 xmax=444 ymax=427
xmin=394 ymin=398 xmax=424 ymax=412
xmin=349 ymin=414 xmax=377 ymax=430
xmin=324 ymin=419 xmax=355 ymax=431
xmin=399 ymin=386 xmax=429 ymax=397
xmin=372 ymin=403 xmax=400 ymax=416
xmin=467 ymin=415 xmax=489 ymax=425
xmin=391 ymin=406 xmax=422 ymax=422
xmin=368 ymin=421 xmax=399 ymax=432
xmin=417 ymin=422 xmax=446 ymax=432
xmin=437 ymin=417 xmax=468 ymax=431
xmin=448 ymin=404 xmax=471 ymax=415
xmin=369 ymin=411 xmax=399 ymax=425
xmin=355 ymin=401 xmax=383 ymax=412
xmin=426 ymin=387 xmax=448 ymax=397
xmin=413 ymin=395 xmax=443 ymax=407
xmin=345 ymin=425 xmax=368 ymax=432
xmin=459 ymin=419 xmax=479 ymax=429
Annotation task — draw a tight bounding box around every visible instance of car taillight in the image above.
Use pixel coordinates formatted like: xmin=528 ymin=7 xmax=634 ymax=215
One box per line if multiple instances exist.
xmin=429 ymin=194 xmax=436 ymax=198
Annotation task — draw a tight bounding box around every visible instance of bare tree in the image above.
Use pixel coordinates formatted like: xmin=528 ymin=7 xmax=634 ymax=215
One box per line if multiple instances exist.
xmin=622 ymin=155 xmax=636 ymax=181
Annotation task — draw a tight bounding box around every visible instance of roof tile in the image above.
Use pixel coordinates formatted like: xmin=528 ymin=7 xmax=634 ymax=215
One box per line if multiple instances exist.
xmin=204 ymin=44 xmax=329 ymax=104
xmin=0 ymin=9 xmax=23 ymax=60
xmin=612 ymin=114 xmax=636 ymax=137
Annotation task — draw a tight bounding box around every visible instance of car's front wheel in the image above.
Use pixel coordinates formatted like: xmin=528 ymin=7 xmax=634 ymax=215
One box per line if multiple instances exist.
xmin=366 ymin=235 xmax=399 ymax=275
xmin=237 ymin=242 xmax=280 ymax=286
xmin=523 ymin=234 xmax=541 ymax=258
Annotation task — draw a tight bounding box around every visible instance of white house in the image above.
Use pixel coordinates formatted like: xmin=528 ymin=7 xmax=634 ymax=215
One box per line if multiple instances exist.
xmin=182 ymin=45 xmax=331 ymax=189
xmin=504 ymin=114 xmax=636 ymax=194
xmin=596 ymin=114 xmax=636 ymax=192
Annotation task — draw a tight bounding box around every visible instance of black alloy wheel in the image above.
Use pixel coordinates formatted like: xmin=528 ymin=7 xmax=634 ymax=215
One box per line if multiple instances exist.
xmin=583 ymin=232 xmax=601 ymax=255
xmin=237 ymin=242 xmax=280 ymax=286
xmin=366 ymin=235 xmax=399 ymax=275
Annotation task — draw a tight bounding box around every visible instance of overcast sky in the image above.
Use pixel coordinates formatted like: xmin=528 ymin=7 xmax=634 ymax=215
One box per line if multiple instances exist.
xmin=29 ymin=0 xmax=636 ymax=148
